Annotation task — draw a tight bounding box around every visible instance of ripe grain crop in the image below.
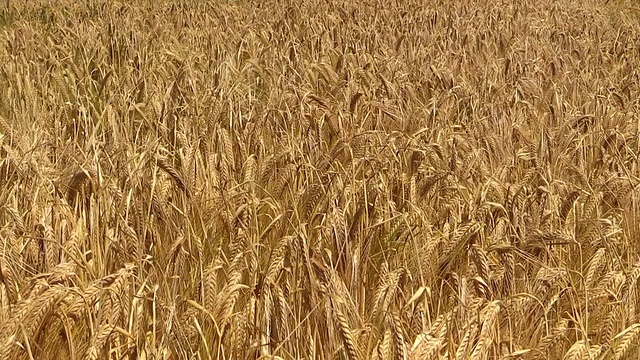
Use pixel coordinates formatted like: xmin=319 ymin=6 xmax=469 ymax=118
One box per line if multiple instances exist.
xmin=1 ymin=0 xmax=640 ymax=358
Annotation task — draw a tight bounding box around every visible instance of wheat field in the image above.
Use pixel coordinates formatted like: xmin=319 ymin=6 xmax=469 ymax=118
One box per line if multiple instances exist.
xmin=1 ymin=0 xmax=640 ymax=359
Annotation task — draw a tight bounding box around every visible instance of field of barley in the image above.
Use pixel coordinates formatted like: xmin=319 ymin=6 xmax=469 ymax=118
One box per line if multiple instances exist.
xmin=2 ymin=0 xmax=640 ymax=359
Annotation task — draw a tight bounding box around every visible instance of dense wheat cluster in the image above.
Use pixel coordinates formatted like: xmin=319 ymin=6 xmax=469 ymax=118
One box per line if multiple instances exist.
xmin=2 ymin=0 xmax=640 ymax=358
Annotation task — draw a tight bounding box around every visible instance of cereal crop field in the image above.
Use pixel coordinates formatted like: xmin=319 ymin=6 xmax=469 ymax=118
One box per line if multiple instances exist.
xmin=1 ymin=0 xmax=640 ymax=359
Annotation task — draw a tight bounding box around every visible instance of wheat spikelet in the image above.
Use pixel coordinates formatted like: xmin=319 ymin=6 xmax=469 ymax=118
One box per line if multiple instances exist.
xmin=563 ymin=339 xmax=589 ymax=360
xmin=377 ymin=328 xmax=392 ymax=360
xmin=406 ymin=300 xmax=425 ymax=340
xmin=218 ymin=126 xmax=235 ymax=173
xmin=428 ymin=312 xmax=450 ymax=339
xmin=0 ymin=335 xmax=14 ymax=360
xmin=584 ymin=248 xmax=605 ymax=288
xmin=624 ymin=265 xmax=640 ymax=295
xmin=47 ymin=261 xmax=76 ymax=285
xmin=582 ymin=191 xmax=601 ymax=220
xmin=65 ymin=284 xmax=101 ymax=321
xmin=230 ymin=311 xmax=246 ymax=358
xmin=104 ymin=289 xmax=125 ymax=326
xmin=62 ymin=220 xmax=83 ymax=266
xmin=185 ymin=133 xmax=200 ymax=186
xmin=534 ymin=318 xmax=568 ymax=357
xmin=0 ymin=254 xmax=18 ymax=304
xmin=455 ymin=320 xmax=478 ymax=360
xmin=333 ymin=306 xmax=359 ymax=360
xmin=500 ymin=252 xmax=515 ymax=296
xmin=300 ymin=323 xmax=313 ymax=360
xmin=5 ymin=205 xmax=25 ymax=235
xmin=470 ymin=301 xmax=500 ymax=360
xmin=559 ymin=190 xmax=579 ymax=223
xmin=229 ymin=226 xmax=248 ymax=262
xmin=389 ymin=313 xmax=407 ymax=360
xmin=374 ymin=268 xmax=403 ymax=319
xmin=0 ymin=296 xmax=34 ymax=350
xmin=42 ymin=223 xmax=60 ymax=271
xmin=470 ymin=244 xmax=491 ymax=288
xmin=326 ymin=269 xmax=358 ymax=323
xmin=344 ymin=133 xmax=366 ymax=167
xmin=257 ymin=153 xmax=276 ymax=185
xmin=272 ymin=283 xmax=288 ymax=346
xmin=408 ymin=174 xmax=417 ymax=205
xmin=217 ymin=254 xmax=244 ymax=328
xmin=612 ymin=323 xmax=640 ymax=360
xmin=265 ymin=236 xmax=290 ymax=284
xmin=236 ymin=295 xmax=255 ymax=357
xmin=157 ymin=156 xmax=190 ymax=197
xmin=587 ymin=345 xmax=602 ymax=359
xmin=622 ymin=265 xmax=640 ymax=320
xmin=303 ymin=183 xmax=324 ymax=219
xmin=14 ymin=285 xmax=66 ymax=358
xmin=86 ymin=324 xmax=116 ymax=360
xmin=272 ymin=163 xmax=296 ymax=198
xmin=243 ymin=154 xmax=257 ymax=192
xmin=207 ymin=151 xmax=221 ymax=191
xmin=600 ymin=271 xmax=626 ymax=299
xmin=204 ymin=257 xmax=222 ymax=311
